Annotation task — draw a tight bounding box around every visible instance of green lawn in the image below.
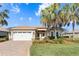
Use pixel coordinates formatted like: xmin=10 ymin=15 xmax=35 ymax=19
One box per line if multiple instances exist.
xmin=31 ymin=43 xmax=79 ymax=56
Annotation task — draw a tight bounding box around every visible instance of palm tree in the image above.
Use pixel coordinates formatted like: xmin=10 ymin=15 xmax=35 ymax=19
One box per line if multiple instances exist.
xmin=60 ymin=3 xmax=79 ymax=40
xmin=41 ymin=3 xmax=64 ymax=39
xmin=40 ymin=8 xmax=52 ymax=39
xmin=0 ymin=5 xmax=9 ymax=26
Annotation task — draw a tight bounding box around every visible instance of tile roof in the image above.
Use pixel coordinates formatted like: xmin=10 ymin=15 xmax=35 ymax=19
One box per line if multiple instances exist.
xmin=10 ymin=26 xmax=46 ymax=30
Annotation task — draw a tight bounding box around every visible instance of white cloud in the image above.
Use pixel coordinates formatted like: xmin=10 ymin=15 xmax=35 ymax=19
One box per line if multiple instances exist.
xmin=20 ymin=17 xmax=24 ymax=20
xmin=28 ymin=17 xmax=32 ymax=21
xmin=10 ymin=4 xmax=20 ymax=14
xmin=35 ymin=12 xmax=39 ymax=16
xmin=25 ymin=3 xmax=29 ymax=5
xmin=20 ymin=17 xmax=32 ymax=22
xmin=35 ymin=3 xmax=52 ymax=16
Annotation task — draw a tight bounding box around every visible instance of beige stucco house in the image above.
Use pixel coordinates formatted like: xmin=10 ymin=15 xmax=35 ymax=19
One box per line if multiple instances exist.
xmin=9 ymin=26 xmax=47 ymax=41
xmin=8 ymin=26 xmax=65 ymax=41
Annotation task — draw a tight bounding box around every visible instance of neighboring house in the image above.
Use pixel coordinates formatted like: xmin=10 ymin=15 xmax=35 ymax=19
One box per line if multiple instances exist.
xmin=0 ymin=27 xmax=9 ymax=36
xmin=61 ymin=30 xmax=79 ymax=38
xmin=0 ymin=27 xmax=9 ymax=41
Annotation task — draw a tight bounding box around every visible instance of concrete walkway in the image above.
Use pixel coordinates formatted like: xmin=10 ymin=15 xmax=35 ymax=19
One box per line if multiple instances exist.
xmin=0 ymin=41 xmax=32 ymax=56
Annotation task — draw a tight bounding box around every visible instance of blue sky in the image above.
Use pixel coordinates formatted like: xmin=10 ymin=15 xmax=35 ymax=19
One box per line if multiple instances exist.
xmin=1 ymin=3 xmax=41 ymax=27
xmin=0 ymin=3 xmax=79 ymax=31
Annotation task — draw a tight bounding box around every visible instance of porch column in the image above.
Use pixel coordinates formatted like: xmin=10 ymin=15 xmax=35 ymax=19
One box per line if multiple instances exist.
xmin=32 ymin=31 xmax=35 ymax=40
xmin=39 ymin=33 xmax=42 ymax=40
xmin=9 ymin=31 xmax=13 ymax=40
xmin=8 ymin=32 xmax=12 ymax=40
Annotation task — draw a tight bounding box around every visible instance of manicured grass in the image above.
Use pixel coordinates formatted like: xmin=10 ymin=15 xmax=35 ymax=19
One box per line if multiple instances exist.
xmin=31 ymin=43 xmax=79 ymax=56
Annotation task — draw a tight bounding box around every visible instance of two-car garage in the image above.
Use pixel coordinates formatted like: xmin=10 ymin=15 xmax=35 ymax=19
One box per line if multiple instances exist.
xmin=9 ymin=26 xmax=36 ymax=41
xmin=12 ymin=32 xmax=33 ymax=41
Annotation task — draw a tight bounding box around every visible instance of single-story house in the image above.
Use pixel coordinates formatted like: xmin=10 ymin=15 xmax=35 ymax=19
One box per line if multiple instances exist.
xmin=8 ymin=26 xmax=64 ymax=41
xmin=9 ymin=26 xmax=46 ymax=41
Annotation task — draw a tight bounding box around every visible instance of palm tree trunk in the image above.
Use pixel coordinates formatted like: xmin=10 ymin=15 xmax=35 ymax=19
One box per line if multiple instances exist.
xmin=45 ymin=23 xmax=48 ymax=38
xmin=46 ymin=24 xmax=50 ymax=40
xmin=55 ymin=29 xmax=57 ymax=39
xmin=72 ymin=22 xmax=75 ymax=40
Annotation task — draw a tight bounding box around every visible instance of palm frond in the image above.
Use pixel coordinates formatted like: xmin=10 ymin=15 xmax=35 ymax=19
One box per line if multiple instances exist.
xmin=1 ymin=20 xmax=8 ymax=26
xmin=0 ymin=9 xmax=9 ymax=26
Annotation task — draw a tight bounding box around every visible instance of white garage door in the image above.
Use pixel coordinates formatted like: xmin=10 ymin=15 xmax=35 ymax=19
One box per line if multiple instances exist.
xmin=12 ymin=32 xmax=32 ymax=41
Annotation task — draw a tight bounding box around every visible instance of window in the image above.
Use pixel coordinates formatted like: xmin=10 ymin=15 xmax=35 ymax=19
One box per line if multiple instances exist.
xmin=42 ymin=33 xmax=45 ymax=36
xmin=51 ymin=32 xmax=53 ymax=36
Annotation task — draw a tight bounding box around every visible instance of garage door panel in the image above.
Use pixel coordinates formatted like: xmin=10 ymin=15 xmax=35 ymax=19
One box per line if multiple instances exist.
xmin=12 ymin=32 xmax=32 ymax=41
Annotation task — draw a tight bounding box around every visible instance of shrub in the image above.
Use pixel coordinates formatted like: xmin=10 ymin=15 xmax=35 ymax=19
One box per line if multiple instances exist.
xmin=33 ymin=40 xmax=55 ymax=44
xmin=58 ymin=38 xmax=64 ymax=44
xmin=53 ymin=37 xmax=65 ymax=44
xmin=72 ymin=40 xmax=79 ymax=43
xmin=33 ymin=37 xmax=79 ymax=44
xmin=33 ymin=40 xmax=46 ymax=44
xmin=48 ymin=36 xmax=55 ymax=40
xmin=0 ymin=36 xmax=9 ymax=42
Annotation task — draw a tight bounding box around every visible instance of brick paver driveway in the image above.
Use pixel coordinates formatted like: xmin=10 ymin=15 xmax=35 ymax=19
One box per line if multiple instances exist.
xmin=0 ymin=40 xmax=32 ymax=56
